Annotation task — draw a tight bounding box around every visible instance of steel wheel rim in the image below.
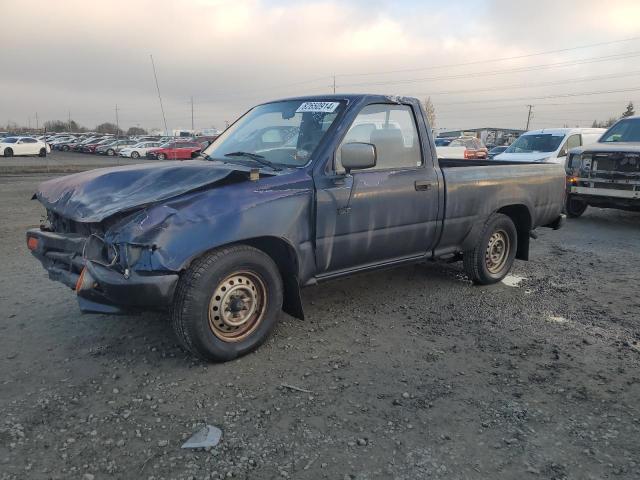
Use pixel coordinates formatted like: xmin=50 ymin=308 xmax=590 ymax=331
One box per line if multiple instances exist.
xmin=208 ymin=271 xmax=267 ymax=342
xmin=485 ymin=229 xmax=509 ymax=274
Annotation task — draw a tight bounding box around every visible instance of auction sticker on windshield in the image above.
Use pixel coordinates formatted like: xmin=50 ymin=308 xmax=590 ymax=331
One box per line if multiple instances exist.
xmin=296 ymin=101 xmax=340 ymax=113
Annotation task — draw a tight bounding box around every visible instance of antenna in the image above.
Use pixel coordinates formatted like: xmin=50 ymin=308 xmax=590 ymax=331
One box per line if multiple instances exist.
xmin=115 ymin=104 xmax=120 ymax=138
xmin=191 ymin=96 xmax=194 ymax=131
xmin=150 ymin=54 xmax=169 ymax=136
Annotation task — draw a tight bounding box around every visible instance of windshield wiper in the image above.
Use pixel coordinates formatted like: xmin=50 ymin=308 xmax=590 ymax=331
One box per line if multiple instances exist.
xmin=224 ymin=151 xmax=281 ymax=170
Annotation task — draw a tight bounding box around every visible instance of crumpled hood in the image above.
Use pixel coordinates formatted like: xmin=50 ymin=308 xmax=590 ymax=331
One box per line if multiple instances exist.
xmin=34 ymin=160 xmax=251 ymax=222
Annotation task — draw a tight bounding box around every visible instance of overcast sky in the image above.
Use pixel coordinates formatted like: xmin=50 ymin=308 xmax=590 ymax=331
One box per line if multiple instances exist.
xmin=1 ymin=0 xmax=639 ymax=132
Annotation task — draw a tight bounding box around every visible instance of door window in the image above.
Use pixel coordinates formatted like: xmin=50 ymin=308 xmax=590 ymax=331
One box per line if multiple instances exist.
xmin=337 ymin=104 xmax=422 ymax=171
xmin=559 ymin=134 xmax=581 ymax=157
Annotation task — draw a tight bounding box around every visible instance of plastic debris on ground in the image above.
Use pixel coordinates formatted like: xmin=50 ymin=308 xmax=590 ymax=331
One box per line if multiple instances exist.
xmin=181 ymin=425 xmax=223 ymax=449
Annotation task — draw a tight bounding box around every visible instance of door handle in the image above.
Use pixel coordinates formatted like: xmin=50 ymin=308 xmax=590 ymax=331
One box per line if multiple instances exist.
xmin=415 ymin=180 xmax=432 ymax=191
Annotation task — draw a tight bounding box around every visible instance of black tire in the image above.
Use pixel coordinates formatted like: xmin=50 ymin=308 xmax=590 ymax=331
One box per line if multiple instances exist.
xmin=107 ymin=149 xmax=115 ymax=156
xmin=4 ymin=148 xmax=13 ymax=157
xmin=62 ymin=145 xmax=70 ymax=151
xmin=131 ymin=151 xmax=140 ymax=159
xmin=565 ymin=195 xmax=588 ymax=218
xmin=172 ymin=245 xmax=283 ymax=362
xmin=39 ymin=148 xmax=47 ymax=157
xmin=463 ymin=213 xmax=517 ymax=285
xmin=157 ymin=153 xmax=166 ymax=160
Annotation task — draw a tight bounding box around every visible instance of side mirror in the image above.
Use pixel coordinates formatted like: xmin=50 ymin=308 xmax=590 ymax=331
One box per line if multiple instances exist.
xmin=340 ymin=142 xmax=376 ymax=172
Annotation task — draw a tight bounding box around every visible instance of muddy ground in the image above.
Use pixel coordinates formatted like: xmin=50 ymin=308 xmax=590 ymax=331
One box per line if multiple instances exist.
xmin=1 ymin=173 xmax=639 ymax=480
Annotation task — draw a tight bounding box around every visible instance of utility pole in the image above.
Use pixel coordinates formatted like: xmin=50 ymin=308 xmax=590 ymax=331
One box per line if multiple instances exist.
xmin=115 ymin=104 xmax=120 ymax=138
xmin=68 ymin=111 xmax=72 ymax=132
xmin=525 ymin=104 xmax=533 ymax=130
xmin=35 ymin=112 xmax=39 ymax=132
xmin=190 ymin=96 xmax=194 ymax=131
xmin=332 ymin=75 xmax=336 ymax=94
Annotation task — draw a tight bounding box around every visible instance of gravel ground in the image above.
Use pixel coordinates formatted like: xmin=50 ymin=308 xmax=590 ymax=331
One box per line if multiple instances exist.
xmin=1 ymin=174 xmax=639 ymax=480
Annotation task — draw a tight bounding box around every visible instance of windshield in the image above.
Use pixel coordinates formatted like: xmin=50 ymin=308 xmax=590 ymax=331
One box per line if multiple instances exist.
xmin=601 ymin=118 xmax=640 ymax=142
xmin=504 ymin=133 xmax=564 ymax=153
xmin=203 ymin=100 xmax=344 ymax=167
xmin=2 ymin=137 xmax=18 ymax=143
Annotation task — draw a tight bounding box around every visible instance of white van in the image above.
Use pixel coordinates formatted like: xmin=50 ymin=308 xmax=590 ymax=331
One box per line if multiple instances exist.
xmin=494 ymin=128 xmax=605 ymax=164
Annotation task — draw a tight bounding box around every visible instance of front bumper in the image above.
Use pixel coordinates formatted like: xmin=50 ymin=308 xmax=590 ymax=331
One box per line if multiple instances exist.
xmin=26 ymin=228 xmax=178 ymax=314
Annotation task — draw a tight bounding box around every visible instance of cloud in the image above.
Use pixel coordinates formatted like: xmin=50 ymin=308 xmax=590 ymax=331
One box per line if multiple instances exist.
xmin=1 ymin=0 xmax=639 ymax=130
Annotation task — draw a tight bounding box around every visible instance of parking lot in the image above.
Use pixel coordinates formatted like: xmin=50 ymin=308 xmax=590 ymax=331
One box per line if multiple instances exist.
xmin=0 ymin=151 xmax=154 ymax=175
xmin=0 ymin=171 xmax=638 ymax=480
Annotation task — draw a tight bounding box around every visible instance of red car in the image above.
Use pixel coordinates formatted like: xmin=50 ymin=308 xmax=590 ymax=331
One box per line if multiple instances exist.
xmin=146 ymin=141 xmax=202 ymax=160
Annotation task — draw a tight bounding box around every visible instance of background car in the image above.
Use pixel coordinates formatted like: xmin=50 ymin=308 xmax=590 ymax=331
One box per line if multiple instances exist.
xmin=95 ymin=139 xmax=137 ymax=156
xmin=146 ymin=141 xmax=202 ymax=160
xmin=82 ymin=139 xmax=114 ymax=153
xmin=487 ymin=145 xmax=508 ymax=159
xmin=1 ymin=136 xmax=50 ymax=157
xmin=119 ymin=141 xmax=162 ymax=158
xmin=495 ymin=128 xmax=605 ymax=164
xmin=436 ymin=136 xmax=488 ymax=159
xmin=434 ymin=137 xmax=454 ymax=147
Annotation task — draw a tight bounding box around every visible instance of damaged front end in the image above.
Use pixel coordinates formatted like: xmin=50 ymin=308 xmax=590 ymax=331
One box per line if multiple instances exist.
xmin=567 ymin=150 xmax=640 ymax=211
xmin=27 ymin=210 xmax=178 ymax=314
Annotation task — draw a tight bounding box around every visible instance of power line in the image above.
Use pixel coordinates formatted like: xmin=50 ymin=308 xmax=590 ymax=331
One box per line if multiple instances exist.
xmin=199 ymin=35 xmax=640 ymax=101
xmin=336 ymin=51 xmax=640 ymax=89
xmin=435 ymin=98 xmax=639 ymax=114
xmin=434 ymin=86 xmax=640 ymax=107
xmin=336 ymin=36 xmax=640 ymax=78
xmin=413 ymin=70 xmax=640 ymax=97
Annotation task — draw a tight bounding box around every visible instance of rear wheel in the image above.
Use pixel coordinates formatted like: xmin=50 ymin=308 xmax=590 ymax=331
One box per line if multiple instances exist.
xmin=464 ymin=213 xmax=517 ymax=285
xmin=107 ymin=149 xmax=115 ymax=156
xmin=565 ymin=195 xmax=588 ymax=218
xmin=39 ymin=148 xmax=47 ymax=157
xmin=172 ymin=245 xmax=283 ymax=362
xmin=4 ymin=148 xmax=13 ymax=157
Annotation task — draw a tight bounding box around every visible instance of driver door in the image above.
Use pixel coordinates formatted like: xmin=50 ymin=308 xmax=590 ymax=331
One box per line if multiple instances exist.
xmin=314 ymin=103 xmax=440 ymax=274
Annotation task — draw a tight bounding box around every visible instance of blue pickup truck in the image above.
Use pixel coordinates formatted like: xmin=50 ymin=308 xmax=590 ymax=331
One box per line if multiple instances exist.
xmin=27 ymin=95 xmax=565 ymax=361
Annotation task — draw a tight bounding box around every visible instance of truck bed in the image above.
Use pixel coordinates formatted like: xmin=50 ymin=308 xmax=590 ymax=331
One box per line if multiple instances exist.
xmin=433 ymin=159 xmax=566 ymax=257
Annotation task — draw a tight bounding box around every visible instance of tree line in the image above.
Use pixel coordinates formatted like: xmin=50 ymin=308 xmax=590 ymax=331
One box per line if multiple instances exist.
xmin=3 ymin=119 xmax=147 ymax=136
xmin=591 ymin=101 xmax=635 ymax=128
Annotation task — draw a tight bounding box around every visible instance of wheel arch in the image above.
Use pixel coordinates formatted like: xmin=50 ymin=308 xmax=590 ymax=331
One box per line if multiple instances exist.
xmin=496 ymin=204 xmax=532 ymax=261
xmin=185 ymin=236 xmax=304 ymax=321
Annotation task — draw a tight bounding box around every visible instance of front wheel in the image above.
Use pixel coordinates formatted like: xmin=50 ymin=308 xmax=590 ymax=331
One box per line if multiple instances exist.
xmin=107 ymin=149 xmax=115 ymax=156
xmin=463 ymin=213 xmax=517 ymax=285
xmin=172 ymin=245 xmax=283 ymax=362
xmin=565 ymin=195 xmax=588 ymax=218
xmin=4 ymin=148 xmax=13 ymax=157
xmin=39 ymin=148 xmax=47 ymax=157
xmin=131 ymin=151 xmax=140 ymax=159
xmin=157 ymin=153 xmax=166 ymax=160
